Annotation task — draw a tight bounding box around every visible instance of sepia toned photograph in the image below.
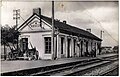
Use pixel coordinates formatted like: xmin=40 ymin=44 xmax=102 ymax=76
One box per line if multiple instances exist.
xmin=0 ymin=0 xmax=119 ymax=76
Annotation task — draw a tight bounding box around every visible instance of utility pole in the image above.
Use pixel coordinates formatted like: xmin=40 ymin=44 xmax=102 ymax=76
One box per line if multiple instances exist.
xmin=13 ymin=9 xmax=20 ymax=30
xmin=13 ymin=9 xmax=20 ymax=51
xmin=52 ymin=1 xmax=55 ymax=60
xmin=100 ymin=30 xmax=104 ymax=39
xmin=99 ymin=30 xmax=104 ymax=55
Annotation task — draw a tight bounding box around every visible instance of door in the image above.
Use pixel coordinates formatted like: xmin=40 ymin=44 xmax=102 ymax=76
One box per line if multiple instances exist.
xmin=86 ymin=41 xmax=88 ymax=53
xmin=21 ymin=38 xmax=28 ymax=53
xmin=67 ymin=39 xmax=71 ymax=58
xmin=73 ymin=39 xmax=76 ymax=57
xmin=61 ymin=37 xmax=64 ymax=54
xmin=80 ymin=41 xmax=83 ymax=57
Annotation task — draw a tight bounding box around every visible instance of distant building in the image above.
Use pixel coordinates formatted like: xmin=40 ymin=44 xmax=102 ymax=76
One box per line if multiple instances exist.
xmin=101 ymin=46 xmax=112 ymax=53
xmin=17 ymin=8 xmax=102 ymax=60
xmin=113 ymin=45 xmax=118 ymax=53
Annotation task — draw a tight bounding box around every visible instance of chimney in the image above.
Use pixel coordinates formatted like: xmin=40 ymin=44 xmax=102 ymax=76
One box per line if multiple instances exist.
xmin=86 ymin=28 xmax=91 ymax=33
xmin=33 ymin=8 xmax=41 ymax=16
xmin=63 ymin=20 xmax=66 ymax=24
xmin=33 ymin=8 xmax=42 ymax=27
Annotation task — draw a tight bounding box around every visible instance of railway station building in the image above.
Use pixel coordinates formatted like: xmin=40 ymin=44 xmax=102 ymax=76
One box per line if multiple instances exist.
xmin=17 ymin=8 xmax=102 ymax=60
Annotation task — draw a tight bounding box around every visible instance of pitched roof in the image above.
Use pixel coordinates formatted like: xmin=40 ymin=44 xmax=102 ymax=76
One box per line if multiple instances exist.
xmin=18 ymin=13 xmax=102 ymax=41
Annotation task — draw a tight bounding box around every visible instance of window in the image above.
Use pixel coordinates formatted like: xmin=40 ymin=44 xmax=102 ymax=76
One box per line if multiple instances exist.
xmin=45 ymin=37 xmax=51 ymax=54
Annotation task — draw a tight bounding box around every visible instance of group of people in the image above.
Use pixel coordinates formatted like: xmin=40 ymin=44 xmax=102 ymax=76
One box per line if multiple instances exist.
xmin=23 ymin=48 xmax=39 ymax=60
xmin=84 ymin=47 xmax=96 ymax=57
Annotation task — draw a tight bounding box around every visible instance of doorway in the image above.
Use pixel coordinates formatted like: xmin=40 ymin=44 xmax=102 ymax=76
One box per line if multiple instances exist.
xmin=21 ymin=38 xmax=28 ymax=53
xmin=61 ymin=37 xmax=64 ymax=54
xmin=80 ymin=41 xmax=83 ymax=57
xmin=86 ymin=41 xmax=88 ymax=53
xmin=73 ymin=39 xmax=76 ymax=56
xmin=67 ymin=39 xmax=71 ymax=58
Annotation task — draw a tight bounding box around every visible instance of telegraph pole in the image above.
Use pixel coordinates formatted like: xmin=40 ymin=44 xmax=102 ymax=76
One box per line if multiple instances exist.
xmin=99 ymin=30 xmax=104 ymax=55
xmin=13 ymin=9 xmax=20 ymax=30
xmin=100 ymin=30 xmax=104 ymax=39
xmin=52 ymin=1 xmax=55 ymax=60
xmin=13 ymin=9 xmax=20 ymax=51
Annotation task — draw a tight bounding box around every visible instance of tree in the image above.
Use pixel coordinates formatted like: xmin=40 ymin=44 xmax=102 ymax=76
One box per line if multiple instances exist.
xmin=1 ymin=25 xmax=20 ymax=45
xmin=1 ymin=25 xmax=20 ymax=60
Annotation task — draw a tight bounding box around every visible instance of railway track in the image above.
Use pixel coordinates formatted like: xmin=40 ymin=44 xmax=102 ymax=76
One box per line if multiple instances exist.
xmin=31 ymin=59 xmax=102 ymax=76
xmin=1 ymin=54 xmax=118 ymax=76
xmin=99 ymin=65 xmax=118 ymax=76
xmin=32 ymin=55 xmax=118 ymax=76
xmin=67 ymin=60 xmax=118 ymax=76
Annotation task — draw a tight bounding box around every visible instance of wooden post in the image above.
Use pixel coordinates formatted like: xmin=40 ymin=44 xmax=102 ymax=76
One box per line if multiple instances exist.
xmin=4 ymin=43 xmax=6 ymax=60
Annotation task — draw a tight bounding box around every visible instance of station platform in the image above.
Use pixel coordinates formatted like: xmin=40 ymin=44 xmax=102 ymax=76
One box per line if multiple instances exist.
xmin=1 ymin=53 xmax=118 ymax=74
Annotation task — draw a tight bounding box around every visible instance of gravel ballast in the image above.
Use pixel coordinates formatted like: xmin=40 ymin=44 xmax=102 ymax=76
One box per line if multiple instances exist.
xmin=83 ymin=61 xmax=118 ymax=76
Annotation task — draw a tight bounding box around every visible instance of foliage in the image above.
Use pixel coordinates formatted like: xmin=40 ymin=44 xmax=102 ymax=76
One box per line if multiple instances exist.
xmin=1 ymin=25 xmax=20 ymax=45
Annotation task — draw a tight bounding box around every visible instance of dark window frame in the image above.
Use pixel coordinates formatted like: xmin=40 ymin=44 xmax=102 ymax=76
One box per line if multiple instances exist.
xmin=44 ymin=37 xmax=51 ymax=54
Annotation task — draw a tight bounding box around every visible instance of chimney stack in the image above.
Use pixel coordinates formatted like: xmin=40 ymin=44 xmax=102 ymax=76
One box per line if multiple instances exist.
xmin=33 ymin=8 xmax=41 ymax=16
xmin=86 ymin=28 xmax=91 ymax=33
xmin=33 ymin=8 xmax=42 ymax=27
xmin=63 ymin=20 xmax=66 ymax=24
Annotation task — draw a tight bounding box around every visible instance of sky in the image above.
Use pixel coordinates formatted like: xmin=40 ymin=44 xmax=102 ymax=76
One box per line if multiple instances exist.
xmin=0 ymin=0 xmax=119 ymax=47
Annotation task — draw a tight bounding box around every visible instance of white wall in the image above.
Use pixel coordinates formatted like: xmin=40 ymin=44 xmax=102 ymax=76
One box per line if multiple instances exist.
xmin=19 ymin=31 xmax=52 ymax=59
